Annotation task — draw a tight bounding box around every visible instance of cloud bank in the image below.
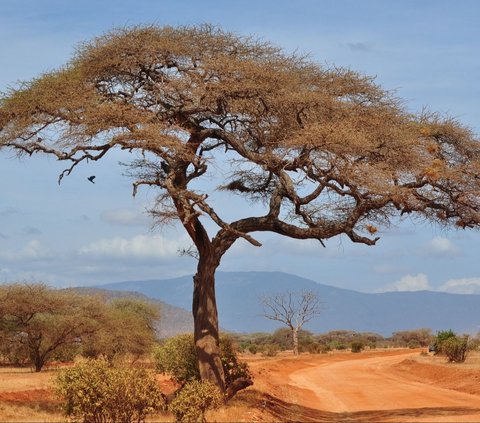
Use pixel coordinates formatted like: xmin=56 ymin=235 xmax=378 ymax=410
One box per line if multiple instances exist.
xmin=381 ymin=273 xmax=431 ymax=292
xmin=78 ymin=234 xmax=189 ymax=260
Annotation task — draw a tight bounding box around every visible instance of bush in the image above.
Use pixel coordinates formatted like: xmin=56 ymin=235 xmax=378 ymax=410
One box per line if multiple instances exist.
xmin=442 ymin=336 xmax=469 ymax=363
xmin=248 ymin=344 xmax=258 ymax=355
xmin=169 ymin=380 xmax=223 ymax=423
xmin=433 ymin=329 xmax=456 ymax=355
xmin=351 ymin=342 xmax=364 ymax=353
xmin=154 ymin=334 xmax=200 ymax=383
xmin=219 ymin=335 xmax=251 ymax=386
xmin=154 ymin=334 xmax=251 ymax=387
xmin=303 ymin=342 xmax=330 ymax=354
xmin=55 ymin=358 xmax=164 ymax=423
xmin=331 ymin=341 xmax=347 ymax=350
xmin=261 ymin=344 xmax=279 ymax=357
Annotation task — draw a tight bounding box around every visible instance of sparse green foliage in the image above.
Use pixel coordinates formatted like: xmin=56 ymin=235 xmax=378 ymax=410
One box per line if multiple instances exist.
xmin=169 ymin=380 xmax=222 ymax=423
xmin=305 ymin=342 xmax=331 ymax=354
xmin=154 ymin=334 xmax=200 ymax=383
xmin=391 ymin=328 xmax=432 ymax=348
xmin=81 ymin=297 xmax=160 ymax=363
xmin=433 ymin=329 xmax=457 ymax=355
xmin=55 ymin=358 xmax=164 ymax=423
xmin=154 ymin=334 xmax=251 ymax=387
xmin=0 ymin=283 xmax=103 ymax=371
xmin=261 ymin=344 xmax=280 ymax=357
xmin=351 ymin=341 xmax=364 ymax=353
xmin=317 ymin=330 xmax=384 ymax=351
xmin=442 ymin=336 xmax=469 ymax=362
xmin=219 ymin=335 xmax=251 ymax=387
xmin=0 ymin=284 xmax=160 ymax=371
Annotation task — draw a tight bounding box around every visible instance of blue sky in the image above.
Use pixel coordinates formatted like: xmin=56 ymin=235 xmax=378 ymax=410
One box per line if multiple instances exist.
xmin=1 ymin=0 xmax=479 ymax=293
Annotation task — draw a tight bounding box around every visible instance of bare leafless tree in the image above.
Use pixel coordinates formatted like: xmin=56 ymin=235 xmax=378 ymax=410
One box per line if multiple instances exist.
xmin=260 ymin=291 xmax=322 ymax=355
xmin=1 ymin=25 xmax=480 ymax=393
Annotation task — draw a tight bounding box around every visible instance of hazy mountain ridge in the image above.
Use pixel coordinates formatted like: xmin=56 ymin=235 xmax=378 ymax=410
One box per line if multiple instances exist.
xmin=95 ymin=271 xmax=480 ymax=336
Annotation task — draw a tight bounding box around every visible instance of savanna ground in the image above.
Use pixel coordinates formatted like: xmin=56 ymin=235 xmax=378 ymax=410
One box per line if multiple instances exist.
xmin=1 ymin=349 xmax=480 ymax=422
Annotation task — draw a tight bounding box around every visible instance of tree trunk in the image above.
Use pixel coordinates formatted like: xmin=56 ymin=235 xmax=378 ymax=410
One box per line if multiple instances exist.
xmin=292 ymin=328 xmax=299 ymax=355
xmin=192 ymin=255 xmax=225 ymax=393
xmin=32 ymin=353 xmax=44 ymax=372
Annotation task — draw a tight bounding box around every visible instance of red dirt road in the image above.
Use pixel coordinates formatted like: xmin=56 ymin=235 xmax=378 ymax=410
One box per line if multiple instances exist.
xmin=284 ymin=350 xmax=480 ymax=421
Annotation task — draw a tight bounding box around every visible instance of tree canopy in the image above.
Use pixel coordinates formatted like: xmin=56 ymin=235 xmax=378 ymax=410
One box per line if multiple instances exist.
xmin=81 ymin=297 xmax=160 ymax=363
xmin=0 ymin=284 xmax=160 ymax=370
xmin=0 ymin=283 xmax=103 ymax=371
xmin=1 ymin=24 xmax=479 ymax=390
xmin=2 ymin=25 xmax=479 ymax=246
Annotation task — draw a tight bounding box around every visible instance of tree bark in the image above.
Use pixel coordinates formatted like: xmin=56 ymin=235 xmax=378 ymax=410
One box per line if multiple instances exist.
xmin=292 ymin=328 xmax=299 ymax=356
xmin=32 ymin=353 xmax=44 ymax=372
xmin=192 ymin=255 xmax=226 ymax=393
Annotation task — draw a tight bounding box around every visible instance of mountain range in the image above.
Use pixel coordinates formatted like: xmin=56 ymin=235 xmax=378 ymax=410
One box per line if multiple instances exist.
xmin=95 ymin=271 xmax=480 ymax=336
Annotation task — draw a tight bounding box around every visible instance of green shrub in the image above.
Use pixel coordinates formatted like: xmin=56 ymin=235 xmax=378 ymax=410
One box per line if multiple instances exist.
xmin=55 ymin=358 xmax=164 ymax=423
xmin=248 ymin=344 xmax=258 ymax=355
xmin=433 ymin=329 xmax=456 ymax=355
xmin=169 ymin=380 xmax=223 ymax=423
xmin=154 ymin=334 xmax=251 ymax=387
xmin=442 ymin=336 xmax=469 ymax=363
xmin=261 ymin=343 xmax=279 ymax=357
xmin=219 ymin=335 xmax=251 ymax=386
xmin=331 ymin=341 xmax=347 ymax=350
xmin=154 ymin=334 xmax=200 ymax=383
xmin=303 ymin=342 xmax=330 ymax=354
xmin=351 ymin=342 xmax=364 ymax=353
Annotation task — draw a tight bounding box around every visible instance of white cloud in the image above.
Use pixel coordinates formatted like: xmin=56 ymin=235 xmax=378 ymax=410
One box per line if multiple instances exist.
xmin=381 ymin=273 xmax=431 ymax=292
xmin=424 ymin=236 xmax=460 ymax=257
xmin=0 ymin=240 xmax=51 ymax=262
xmin=100 ymin=209 xmax=150 ymax=226
xmin=78 ymin=234 xmax=189 ymax=260
xmin=439 ymin=278 xmax=480 ymax=295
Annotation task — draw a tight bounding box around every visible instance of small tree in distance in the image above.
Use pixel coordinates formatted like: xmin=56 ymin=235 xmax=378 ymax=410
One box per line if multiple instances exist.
xmin=260 ymin=290 xmax=322 ymax=355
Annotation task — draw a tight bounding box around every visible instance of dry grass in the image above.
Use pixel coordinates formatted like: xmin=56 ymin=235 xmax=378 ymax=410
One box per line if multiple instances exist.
xmin=0 ymin=402 xmax=63 ymax=423
xmin=0 ymin=367 xmax=56 ymax=393
xmin=414 ymin=350 xmax=480 ymax=369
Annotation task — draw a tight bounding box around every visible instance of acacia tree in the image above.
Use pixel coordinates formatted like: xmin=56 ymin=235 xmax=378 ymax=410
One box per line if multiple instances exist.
xmin=260 ymin=291 xmax=322 ymax=355
xmin=80 ymin=297 xmax=160 ymax=363
xmin=0 ymin=283 xmax=103 ymax=371
xmin=1 ymin=25 xmax=480 ymax=391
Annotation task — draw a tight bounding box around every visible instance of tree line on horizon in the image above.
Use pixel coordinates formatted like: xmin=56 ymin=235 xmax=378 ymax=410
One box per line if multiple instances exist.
xmin=2 ymin=282 xmax=478 ymax=372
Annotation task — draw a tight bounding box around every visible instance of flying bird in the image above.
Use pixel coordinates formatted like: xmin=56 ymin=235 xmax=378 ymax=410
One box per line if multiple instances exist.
xmin=87 ymin=176 xmax=96 ymax=184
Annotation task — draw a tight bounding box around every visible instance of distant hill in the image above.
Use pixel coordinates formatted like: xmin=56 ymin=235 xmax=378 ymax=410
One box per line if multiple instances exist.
xmin=74 ymin=287 xmax=192 ymax=338
xmin=95 ymin=271 xmax=480 ymax=336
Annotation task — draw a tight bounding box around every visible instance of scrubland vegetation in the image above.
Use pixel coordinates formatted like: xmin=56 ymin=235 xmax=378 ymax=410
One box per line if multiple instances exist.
xmin=2 ymin=283 xmax=480 ymax=422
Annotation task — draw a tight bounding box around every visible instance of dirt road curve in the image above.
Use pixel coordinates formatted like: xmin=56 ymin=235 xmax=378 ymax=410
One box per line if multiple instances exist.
xmin=287 ymin=350 xmax=480 ymax=422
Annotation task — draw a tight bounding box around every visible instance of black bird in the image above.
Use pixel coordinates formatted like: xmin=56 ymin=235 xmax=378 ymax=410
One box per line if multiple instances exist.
xmin=160 ymin=161 xmax=170 ymax=174
xmin=87 ymin=176 xmax=96 ymax=184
